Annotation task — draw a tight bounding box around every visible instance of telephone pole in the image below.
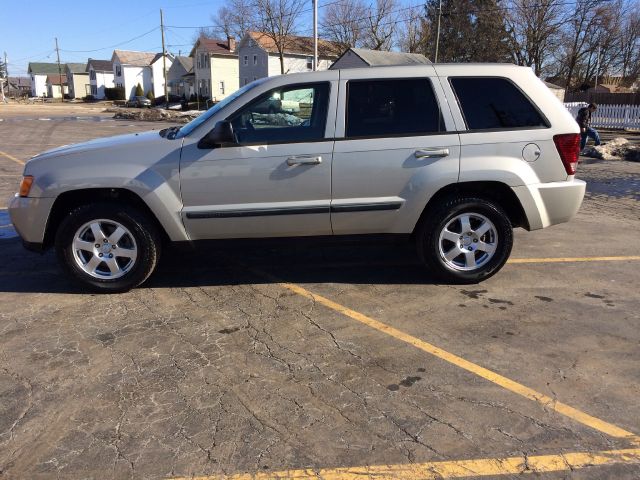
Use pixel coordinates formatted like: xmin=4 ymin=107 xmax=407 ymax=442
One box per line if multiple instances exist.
xmin=55 ymin=37 xmax=64 ymax=101
xmin=1 ymin=51 xmax=7 ymax=103
xmin=434 ymin=0 xmax=442 ymax=63
xmin=313 ymin=0 xmax=318 ymax=71
xmin=160 ymin=9 xmax=169 ymax=106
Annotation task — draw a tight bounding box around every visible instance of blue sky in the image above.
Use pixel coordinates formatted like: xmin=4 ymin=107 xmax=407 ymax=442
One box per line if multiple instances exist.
xmin=1 ymin=0 xmax=278 ymax=75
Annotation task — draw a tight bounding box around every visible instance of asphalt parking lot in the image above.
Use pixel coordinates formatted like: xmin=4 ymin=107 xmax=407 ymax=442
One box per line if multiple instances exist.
xmin=1 ymin=104 xmax=639 ymax=479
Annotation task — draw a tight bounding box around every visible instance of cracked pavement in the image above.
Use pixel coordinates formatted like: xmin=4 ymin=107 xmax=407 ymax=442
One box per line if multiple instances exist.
xmin=1 ymin=104 xmax=639 ymax=479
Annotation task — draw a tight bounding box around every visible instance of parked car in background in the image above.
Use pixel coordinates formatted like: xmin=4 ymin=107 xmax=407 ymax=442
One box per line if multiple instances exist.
xmin=9 ymin=64 xmax=585 ymax=292
xmin=125 ymin=96 xmax=151 ymax=108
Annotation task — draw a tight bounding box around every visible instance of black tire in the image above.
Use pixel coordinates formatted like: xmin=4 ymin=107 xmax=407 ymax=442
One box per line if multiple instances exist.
xmin=416 ymin=196 xmax=513 ymax=284
xmin=55 ymin=203 xmax=161 ymax=293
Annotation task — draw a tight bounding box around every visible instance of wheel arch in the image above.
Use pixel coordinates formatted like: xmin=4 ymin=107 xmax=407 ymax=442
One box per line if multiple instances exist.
xmin=413 ymin=181 xmax=530 ymax=235
xmin=43 ymin=188 xmax=171 ymax=250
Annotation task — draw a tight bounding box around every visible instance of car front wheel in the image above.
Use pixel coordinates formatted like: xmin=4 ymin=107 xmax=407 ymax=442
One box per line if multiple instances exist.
xmin=55 ymin=203 xmax=161 ymax=292
xmin=417 ymin=196 xmax=513 ymax=283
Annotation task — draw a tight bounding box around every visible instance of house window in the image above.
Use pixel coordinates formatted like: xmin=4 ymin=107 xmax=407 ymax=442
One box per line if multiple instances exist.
xmin=306 ymin=57 xmax=313 ymax=70
xmin=253 ymin=54 xmax=257 ymax=65
xmin=244 ymin=55 xmax=248 ymax=66
xmin=219 ymin=81 xmax=225 ymax=95
xmin=115 ymin=65 xmax=122 ymax=76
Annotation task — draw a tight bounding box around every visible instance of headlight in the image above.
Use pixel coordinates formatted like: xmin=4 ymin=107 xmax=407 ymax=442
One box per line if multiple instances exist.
xmin=19 ymin=176 xmax=34 ymax=197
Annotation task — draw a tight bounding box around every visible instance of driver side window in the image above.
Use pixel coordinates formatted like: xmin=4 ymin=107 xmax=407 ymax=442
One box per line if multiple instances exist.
xmin=229 ymin=83 xmax=330 ymax=145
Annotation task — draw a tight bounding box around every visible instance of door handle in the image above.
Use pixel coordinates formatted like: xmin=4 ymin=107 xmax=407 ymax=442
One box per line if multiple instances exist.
xmin=414 ymin=148 xmax=450 ymax=159
xmin=287 ymin=155 xmax=322 ymax=166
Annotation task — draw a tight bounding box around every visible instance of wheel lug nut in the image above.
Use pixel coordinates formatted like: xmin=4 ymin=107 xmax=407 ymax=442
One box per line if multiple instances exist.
xmin=473 ymin=239 xmax=478 ymax=243
xmin=98 ymin=253 xmax=103 ymax=257
xmin=468 ymin=247 xmax=473 ymax=251
xmin=103 ymin=239 xmax=108 ymax=243
xmin=108 ymin=254 xmax=113 ymax=258
xmin=95 ymin=244 xmax=100 ymax=248
xmin=112 ymin=245 xmax=117 ymax=249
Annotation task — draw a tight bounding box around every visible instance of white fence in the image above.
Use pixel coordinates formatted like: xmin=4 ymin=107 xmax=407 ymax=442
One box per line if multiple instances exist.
xmin=564 ymin=102 xmax=640 ymax=130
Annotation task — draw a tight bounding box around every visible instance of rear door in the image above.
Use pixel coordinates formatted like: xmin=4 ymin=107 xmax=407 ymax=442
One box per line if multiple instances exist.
xmin=331 ymin=67 xmax=461 ymax=235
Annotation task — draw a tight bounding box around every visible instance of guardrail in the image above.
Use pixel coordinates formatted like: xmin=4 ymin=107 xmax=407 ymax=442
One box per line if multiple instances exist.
xmin=564 ymin=102 xmax=640 ymax=131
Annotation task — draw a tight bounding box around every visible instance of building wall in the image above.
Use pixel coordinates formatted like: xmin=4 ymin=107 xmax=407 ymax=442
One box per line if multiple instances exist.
xmin=115 ymin=64 xmax=152 ymax=99
xmin=195 ymin=47 xmax=212 ymax=97
xmin=68 ymin=72 xmax=90 ymax=99
xmin=46 ymin=83 xmax=69 ymax=99
xmin=210 ymin=55 xmax=239 ymax=101
xmin=151 ymin=56 xmax=173 ymax=98
xmin=90 ymin=69 xmax=115 ymax=99
xmin=30 ymin=74 xmax=48 ymax=97
xmin=267 ymin=54 xmax=332 ymax=76
xmin=239 ymin=44 xmax=269 ymax=87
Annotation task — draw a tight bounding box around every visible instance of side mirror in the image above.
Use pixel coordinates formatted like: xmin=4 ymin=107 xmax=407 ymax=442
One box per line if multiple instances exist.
xmin=198 ymin=121 xmax=236 ymax=149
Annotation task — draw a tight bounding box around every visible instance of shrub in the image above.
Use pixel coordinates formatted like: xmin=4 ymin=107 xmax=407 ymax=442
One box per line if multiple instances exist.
xmin=104 ymin=87 xmax=125 ymax=100
xmin=135 ymin=83 xmax=143 ymax=96
xmin=146 ymin=90 xmax=155 ymax=101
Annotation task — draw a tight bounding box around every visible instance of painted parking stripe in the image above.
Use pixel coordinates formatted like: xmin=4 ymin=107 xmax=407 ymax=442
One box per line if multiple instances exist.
xmin=170 ymin=448 xmax=640 ymax=479
xmin=0 ymin=150 xmax=25 ymax=165
xmin=509 ymin=255 xmax=640 ymax=263
xmin=257 ymin=274 xmax=639 ymax=443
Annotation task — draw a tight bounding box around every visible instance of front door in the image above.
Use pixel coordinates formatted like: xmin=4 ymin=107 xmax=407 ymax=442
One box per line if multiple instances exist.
xmin=331 ymin=70 xmax=461 ymax=235
xmin=179 ymin=80 xmax=336 ymax=240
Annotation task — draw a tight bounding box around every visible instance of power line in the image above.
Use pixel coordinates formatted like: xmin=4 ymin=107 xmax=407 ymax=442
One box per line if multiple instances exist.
xmin=60 ymin=26 xmax=160 ymax=53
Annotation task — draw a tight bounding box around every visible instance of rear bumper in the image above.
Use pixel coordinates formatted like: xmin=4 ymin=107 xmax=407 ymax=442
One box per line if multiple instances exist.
xmin=8 ymin=195 xmax=55 ymax=245
xmin=512 ymin=179 xmax=586 ymax=231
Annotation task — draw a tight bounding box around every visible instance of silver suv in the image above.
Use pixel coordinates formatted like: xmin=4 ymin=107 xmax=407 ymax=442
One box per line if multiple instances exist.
xmin=9 ymin=64 xmax=585 ymax=292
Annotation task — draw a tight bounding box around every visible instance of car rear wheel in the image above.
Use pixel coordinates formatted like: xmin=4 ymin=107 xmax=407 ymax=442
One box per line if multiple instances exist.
xmin=55 ymin=203 xmax=161 ymax=292
xmin=417 ymin=196 xmax=513 ymax=283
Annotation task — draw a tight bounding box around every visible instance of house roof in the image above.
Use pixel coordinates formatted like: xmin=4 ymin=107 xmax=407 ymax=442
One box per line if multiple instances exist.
xmin=151 ymin=52 xmax=175 ymax=65
xmin=112 ymin=50 xmax=157 ymax=66
xmin=46 ymin=74 xmax=67 ymax=85
xmin=8 ymin=76 xmax=30 ymax=87
xmin=245 ymin=31 xmax=341 ymax=58
xmin=334 ymin=48 xmax=431 ymax=67
xmin=189 ymin=37 xmax=237 ymax=57
xmin=173 ymin=56 xmax=193 ymax=73
xmin=28 ymin=62 xmax=61 ymax=75
xmin=66 ymin=63 xmax=88 ymax=74
xmin=86 ymin=59 xmax=114 ymax=72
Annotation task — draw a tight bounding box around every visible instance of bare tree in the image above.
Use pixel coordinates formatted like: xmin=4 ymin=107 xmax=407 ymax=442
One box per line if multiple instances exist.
xmin=320 ymin=0 xmax=368 ymax=50
xmin=253 ymin=0 xmax=306 ymax=74
xmin=618 ymin=9 xmax=640 ymax=79
xmin=395 ymin=6 xmax=428 ymax=53
xmin=505 ymin=0 xmax=564 ymax=76
xmin=362 ymin=0 xmax=398 ymax=51
xmin=210 ymin=0 xmax=257 ymax=40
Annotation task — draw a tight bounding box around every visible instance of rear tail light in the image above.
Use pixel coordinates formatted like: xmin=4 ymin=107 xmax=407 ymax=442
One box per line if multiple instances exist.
xmin=553 ymin=133 xmax=580 ymax=175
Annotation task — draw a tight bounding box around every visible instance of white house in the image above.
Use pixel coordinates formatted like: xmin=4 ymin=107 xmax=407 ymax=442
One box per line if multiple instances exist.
xmin=111 ymin=50 xmax=155 ymax=100
xmin=86 ymin=59 xmax=115 ymax=99
xmin=237 ymin=31 xmax=341 ymax=86
xmin=45 ymin=74 xmax=69 ymax=99
xmin=150 ymin=53 xmax=175 ymax=98
xmin=191 ymin=37 xmax=238 ymax=101
xmin=28 ymin=62 xmax=60 ymax=97
xmin=65 ymin=63 xmax=90 ymax=99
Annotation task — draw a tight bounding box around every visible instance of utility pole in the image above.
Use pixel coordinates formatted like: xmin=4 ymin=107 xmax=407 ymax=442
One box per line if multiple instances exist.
xmin=434 ymin=0 xmax=442 ymax=63
xmin=0 ymin=51 xmax=7 ymax=103
xmin=313 ymin=0 xmax=318 ymax=71
xmin=160 ymin=9 xmax=169 ymax=106
xmin=55 ymin=37 xmax=64 ymax=102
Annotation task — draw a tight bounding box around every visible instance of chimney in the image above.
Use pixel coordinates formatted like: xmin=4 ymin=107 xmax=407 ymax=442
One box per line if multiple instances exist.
xmin=228 ymin=36 xmax=236 ymax=52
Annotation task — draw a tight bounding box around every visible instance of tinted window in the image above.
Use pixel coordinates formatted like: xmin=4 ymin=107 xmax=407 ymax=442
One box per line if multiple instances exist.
xmin=346 ymin=79 xmax=443 ymax=138
xmin=229 ymin=83 xmax=330 ymax=145
xmin=450 ymin=77 xmax=547 ymax=130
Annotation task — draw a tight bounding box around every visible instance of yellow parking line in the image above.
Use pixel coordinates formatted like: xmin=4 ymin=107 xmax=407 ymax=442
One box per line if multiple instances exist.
xmin=0 ymin=150 xmax=24 ymax=165
xmin=509 ymin=256 xmax=640 ymax=263
xmin=170 ymin=447 xmax=640 ymax=479
xmin=269 ymin=277 xmax=639 ymax=443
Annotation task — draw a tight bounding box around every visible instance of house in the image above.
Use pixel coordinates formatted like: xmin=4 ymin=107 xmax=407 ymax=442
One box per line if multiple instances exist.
xmin=191 ymin=37 xmax=238 ymax=101
xmin=167 ymin=56 xmax=194 ymax=98
xmin=86 ymin=59 xmax=114 ymax=99
xmin=65 ymin=63 xmax=90 ymax=99
xmin=111 ymin=49 xmax=156 ymax=99
xmin=45 ymin=74 xmax=68 ymax=98
xmin=330 ymin=48 xmax=431 ymax=69
xmin=544 ymin=81 xmax=565 ymax=102
xmin=28 ymin=62 xmax=61 ymax=97
xmin=150 ymin=53 xmax=175 ymax=98
xmin=237 ymin=31 xmax=341 ymax=86
xmin=6 ymin=77 xmax=31 ymax=97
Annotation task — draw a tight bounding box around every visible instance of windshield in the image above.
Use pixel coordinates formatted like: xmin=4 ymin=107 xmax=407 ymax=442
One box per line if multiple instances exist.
xmin=175 ymin=78 xmax=270 ymax=139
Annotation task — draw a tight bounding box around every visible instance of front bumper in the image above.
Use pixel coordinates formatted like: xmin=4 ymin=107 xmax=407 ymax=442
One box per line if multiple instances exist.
xmin=512 ymin=179 xmax=586 ymax=231
xmin=8 ymin=195 xmax=55 ymax=246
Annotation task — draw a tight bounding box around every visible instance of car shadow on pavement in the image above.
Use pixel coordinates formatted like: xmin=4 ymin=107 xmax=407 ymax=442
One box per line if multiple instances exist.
xmin=0 ymin=237 xmax=439 ymax=294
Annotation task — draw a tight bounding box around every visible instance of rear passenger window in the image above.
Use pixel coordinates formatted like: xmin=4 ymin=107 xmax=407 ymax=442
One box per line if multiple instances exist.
xmin=450 ymin=77 xmax=548 ymax=130
xmin=346 ymin=79 xmax=443 ymax=138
